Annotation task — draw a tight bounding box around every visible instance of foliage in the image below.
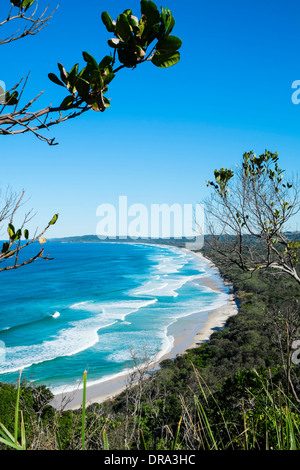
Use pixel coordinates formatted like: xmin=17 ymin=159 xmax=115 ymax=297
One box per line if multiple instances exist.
xmin=205 ymin=150 xmax=300 ymax=284
xmin=0 ymin=190 xmax=59 ymax=273
xmin=48 ymin=2 xmax=181 ymax=113
xmin=1 ymin=0 xmax=182 ymax=145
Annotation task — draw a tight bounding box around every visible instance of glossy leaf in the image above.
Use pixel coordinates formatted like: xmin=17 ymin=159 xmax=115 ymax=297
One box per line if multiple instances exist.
xmin=152 ymin=50 xmax=180 ymax=68
xmin=101 ymin=11 xmax=115 ymax=33
xmin=99 ymin=55 xmax=114 ymax=69
xmin=57 ymin=63 xmax=68 ymax=85
xmin=49 ymin=214 xmax=59 ymax=226
xmin=103 ymin=72 xmax=115 ymax=85
xmin=7 ymin=224 xmax=15 ymax=239
xmin=103 ymin=97 xmax=111 ymax=108
xmin=128 ymin=14 xmax=139 ymax=31
xmin=24 ymin=229 xmax=29 ymax=240
xmin=60 ymin=96 xmax=74 ymax=109
xmin=160 ymin=7 xmax=175 ymax=37
xmin=75 ymin=77 xmax=90 ymax=98
xmin=141 ymin=0 xmax=160 ymax=28
xmin=48 ymin=73 xmax=65 ymax=87
xmin=116 ymin=14 xmax=132 ymax=42
xmin=21 ymin=0 xmax=36 ymax=10
xmin=68 ymin=63 xmax=79 ymax=82
xmin=156 ymin=35 xmax=182 ymax=52
xmin=14 ymin=229 xmax=22 ymax=241
xmin=82 ymin=52 xmax=99 ymax=71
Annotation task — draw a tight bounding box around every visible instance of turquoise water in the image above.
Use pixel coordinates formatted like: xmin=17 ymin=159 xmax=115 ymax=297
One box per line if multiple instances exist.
xmin=0 ymin=242 xmax=227 ymax=393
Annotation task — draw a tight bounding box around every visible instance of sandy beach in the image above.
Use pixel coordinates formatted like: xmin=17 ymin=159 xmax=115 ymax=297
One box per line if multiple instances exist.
xmin=50 ymin=248 xmax=238 ymax=411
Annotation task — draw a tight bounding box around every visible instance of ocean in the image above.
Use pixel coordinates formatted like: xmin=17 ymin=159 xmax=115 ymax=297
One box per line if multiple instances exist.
xmin=0 ymin=242 xmax=228 ymax=394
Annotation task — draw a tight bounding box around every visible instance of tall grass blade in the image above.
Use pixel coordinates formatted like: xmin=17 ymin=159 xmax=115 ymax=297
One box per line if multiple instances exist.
xmin=140 ymin=429 xmax=147 ymax=450
xmin=103 ymin=428 xmax=109 ymax=450
xmin=20 ymin=411 xmax=26 ymax=450
xmin=171 ymin=417 xmax=182 ymax=450
xmin=55 ymin=429 xmax=63 ymax=450
xmin=82 ymin=370 xmax=87 ymax=450
xmin=14 ymin=370 xmax=22 ymax=445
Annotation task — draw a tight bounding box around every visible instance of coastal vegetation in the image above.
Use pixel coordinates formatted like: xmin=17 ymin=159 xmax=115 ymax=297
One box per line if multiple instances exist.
xmin=205 ymin=150 xmax=300 ymax=285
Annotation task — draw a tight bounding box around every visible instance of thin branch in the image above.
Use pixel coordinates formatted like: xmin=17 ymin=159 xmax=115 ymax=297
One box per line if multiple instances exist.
xmin=0 ymin=4 xmax=58 ymax=46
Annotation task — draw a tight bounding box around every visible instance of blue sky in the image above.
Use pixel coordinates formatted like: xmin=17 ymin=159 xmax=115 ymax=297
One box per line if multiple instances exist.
xmin=1 ymin=0 xmax=300 ymax=237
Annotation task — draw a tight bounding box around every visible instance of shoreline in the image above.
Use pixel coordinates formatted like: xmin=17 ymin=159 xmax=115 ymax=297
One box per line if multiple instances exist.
xmin=50 ymin=247 xmax=238 ymax=411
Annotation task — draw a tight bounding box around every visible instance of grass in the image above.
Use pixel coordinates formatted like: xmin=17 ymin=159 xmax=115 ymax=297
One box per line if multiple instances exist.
xmin=0 ymin=371 xmax=26 ymax=450
xmin=1 ymin=368 xmax=300 ymax=450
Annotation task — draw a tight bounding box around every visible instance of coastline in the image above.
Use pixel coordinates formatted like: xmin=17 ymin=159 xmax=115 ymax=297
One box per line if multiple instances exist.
xmin=183 ymin=249 xmax=238 ymax=349
xmin=50 ymin=247 xmax=238 ymax=411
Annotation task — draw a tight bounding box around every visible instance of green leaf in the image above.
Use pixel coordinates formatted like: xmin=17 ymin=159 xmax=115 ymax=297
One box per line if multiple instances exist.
xmin=116 ymin=13 xmax=132 ymax=42
xmin=1 ymin=242 xmax=9 ymax=254
xmin=21 ymin=0 xmax=36 ymax=11
xmin=69 ymin=63 xmax=79 ymax=80
xmin=14 ymin=229 xmax=22 ymax=241
xmin=160 ymin=7 xmax=175 ymax=36
xmin=60 ymin=96 xmax=74 ymax=109
xmin=128 ymin=14 xmax=139 ymax=30
xmin=24 ymin=229 xmax=29 ymax=240
xmin=103 ymin=97 xmax=111 ymax=108
xmin=7 ymin=223 xmax=15 ymax=239
xmin=75 ymin=77 xmax=90 ymax=99
xmin=57 ymin=63 xmax=68 ymax=85
xmin=99 ymin=55 xmax=114 ymax=69
xmin=10 ymin=1 xmax=21 ymax=7
xmin=49 ymin=214 xmax=59 ymax=226
xmin=152 ymin=50 xmax=180 ymax=68
xmin=103 ymin=72 xmax=115 ymax=85
xmin=5 ymin=91 xmax=19 ymax=105
xmin=141 ymin=1 xmax=160 ymax=28
xmin=156 ymin=35 xmax=182 ymax=52
xmin=48 ymin=73 xmax=65 ymax=87
xmin=82 ymin=52 xmax=99 ymax=71
xmin=101 ymin=11 xmax=115 ymax=33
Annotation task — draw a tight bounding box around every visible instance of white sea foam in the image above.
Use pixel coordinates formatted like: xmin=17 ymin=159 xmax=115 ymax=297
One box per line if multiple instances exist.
xmin=52 ymin=312 xmax=60 ymax=319
xmin=51 ymin=330 xmax=175 ymax=395
xmin=131 ymin=273 xmax=208 ymax=298
xmin=0 ymin=299 xmax=157 ymax=375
